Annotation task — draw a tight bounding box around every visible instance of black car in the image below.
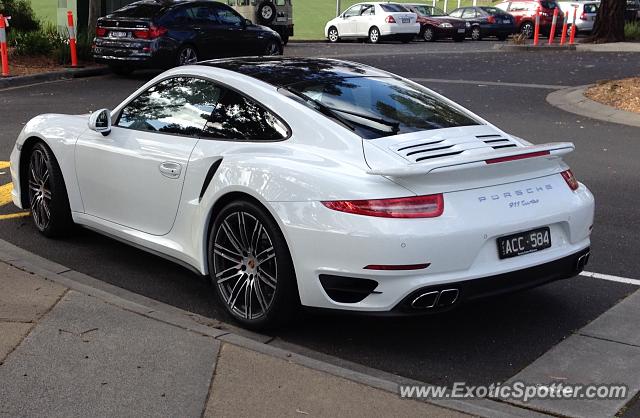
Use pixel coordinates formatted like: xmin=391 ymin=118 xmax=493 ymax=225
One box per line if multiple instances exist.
xmin=93 ymin=0 xmax=283 ymax=75
xmin=627 ymin=0 xmax=640 ymax=21
xmin=449 ymin=6 xmax=516 ymax=40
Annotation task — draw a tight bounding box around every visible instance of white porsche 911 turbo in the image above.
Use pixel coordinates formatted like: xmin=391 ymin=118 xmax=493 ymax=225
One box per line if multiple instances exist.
xmin=10 ymin=58 xmax=594 ymax=329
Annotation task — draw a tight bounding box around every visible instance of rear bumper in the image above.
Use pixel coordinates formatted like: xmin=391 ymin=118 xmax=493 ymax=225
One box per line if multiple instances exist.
xmin=379 ymin=23 xmax=421 ymax=36
xmin=92 ymin=37 xmax=175 ymax=69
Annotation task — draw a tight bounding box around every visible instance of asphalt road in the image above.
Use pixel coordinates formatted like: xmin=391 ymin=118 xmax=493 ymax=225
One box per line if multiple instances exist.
xmin=0 ymin=41 xmax=638 ymax=387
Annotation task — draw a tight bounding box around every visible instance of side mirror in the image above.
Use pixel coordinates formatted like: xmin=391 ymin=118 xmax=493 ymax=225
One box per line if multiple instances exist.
xmin=245 ymin=18 xmax=252 ymax=26
xmin=88 ymin=108 xmax=111 ymax=136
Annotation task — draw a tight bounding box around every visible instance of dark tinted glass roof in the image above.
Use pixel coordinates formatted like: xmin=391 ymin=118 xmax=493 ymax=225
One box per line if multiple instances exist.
xmin=197 ymin=57 xmax=394 ymax=88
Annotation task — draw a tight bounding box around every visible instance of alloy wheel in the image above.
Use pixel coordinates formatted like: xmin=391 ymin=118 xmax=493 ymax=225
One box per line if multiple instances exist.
xmin=178 ymin=47 xmax=198 ymax=65
xmin=265 ymin=41 xmax=280 ymax=56
xmin=369 ymin=28 xmax=380 ymax=43
xmin=471 ymin=27 xmax=481 ymax=40
xmin=423 ymin=27 xmax=434 ymax=41
xmin=28 ymin=148 xmax=52 ymax=231
xmin=328 ymin=27 xmax=339 ymax=42
xmin=521 ymin=22 xmax=533 ymax=38
xmin=213 ymin=211 xmax=278 ymax=320
xmin=261 ymin=6 xmax=274 ymax=20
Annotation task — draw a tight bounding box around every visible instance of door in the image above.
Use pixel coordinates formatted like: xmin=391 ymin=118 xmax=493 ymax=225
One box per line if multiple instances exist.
xmin=188 ymin=4 xmax=234 ymax=58
xmin=338 ymin=5 xmax=362 ymax=36
xmin=212 ymin=4 xmax=254 ymax=56
xmin=75 ymin=76 xmax=223 ymax=236
xmin=355 ymin=4 xmax=376 ymax=35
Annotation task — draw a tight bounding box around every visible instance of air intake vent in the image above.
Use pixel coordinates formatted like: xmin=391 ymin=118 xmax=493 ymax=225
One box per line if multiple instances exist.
xmin=475 ymin=134 xmax=518 ymax=150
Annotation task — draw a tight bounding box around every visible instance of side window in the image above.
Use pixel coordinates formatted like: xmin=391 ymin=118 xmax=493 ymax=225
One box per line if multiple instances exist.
xmin=361 ymin=4 xmax=375 ymax=15
xmin=462 ymin=8 xmax=476 ymax=18
xmin=202 ymin=88 xmax=288 ymax=141
xmin=449 ymin=8 xmax=463 ymax=17
xmin=343 ymin=5 xmax=362 ymax=17
xmin=117 ymin=77 xmax=222 ymax=137
xmin=509 ymin=2 xmax=527 ymax=11
xmin=275 ymin=0 xmax=286 ymax=5
xmin=215 ymin=5 xmax=244 ymax=26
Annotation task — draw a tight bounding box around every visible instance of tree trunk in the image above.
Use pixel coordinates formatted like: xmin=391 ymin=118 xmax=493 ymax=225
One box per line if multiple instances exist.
xmin=87 ymin=0 xmax=101 ymax=38
xmin=587 ymin=0 xmax=626 ymax=43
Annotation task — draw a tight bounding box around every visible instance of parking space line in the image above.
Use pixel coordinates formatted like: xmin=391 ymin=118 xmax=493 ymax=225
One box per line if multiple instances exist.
xmin=0 ymin=212 xmax=29 ymax=220
xmin=411 ymin=77 xmax=570 ymax=90
xmin=580 ymin=271 xmax=640 ymax=286
xmin=0 ymin=161 xmax=10 ymax=170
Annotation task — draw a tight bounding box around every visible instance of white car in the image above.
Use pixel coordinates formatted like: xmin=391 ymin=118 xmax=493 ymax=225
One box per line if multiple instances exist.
xmin=558 ymin=1 xmax=599 ymax=34
xmin=11 ymin=58 xmax=594 ymax=330
xmin=325 ymin=2 xmax=420 ymax=43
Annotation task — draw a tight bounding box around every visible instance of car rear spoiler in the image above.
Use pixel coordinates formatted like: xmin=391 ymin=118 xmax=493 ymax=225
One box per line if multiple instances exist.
xmin=366 ymin=142 xmax=574 ymax=177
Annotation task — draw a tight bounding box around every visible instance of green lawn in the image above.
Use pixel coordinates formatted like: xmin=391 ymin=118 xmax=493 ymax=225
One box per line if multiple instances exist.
xmin=28 ymin=0 xmax=57 ymax=24
xmin=291 ymin=0 xmax=494 ymax=40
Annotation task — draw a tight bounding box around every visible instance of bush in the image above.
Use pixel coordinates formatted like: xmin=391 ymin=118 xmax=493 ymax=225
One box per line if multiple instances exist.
xmin=0 ymin=0 xmax=39 ymax=33
xmin=625 ymin=21 xmax=640 ymax=41
xmin=53 ymin=30 xmax=93 ymax=65
xmin=9 ymin=23 xmax=65 ymax=57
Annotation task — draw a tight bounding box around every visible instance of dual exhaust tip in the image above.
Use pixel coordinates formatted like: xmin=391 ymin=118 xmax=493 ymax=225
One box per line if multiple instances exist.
xmin=410 ymin=288 xmax=459 ymax=309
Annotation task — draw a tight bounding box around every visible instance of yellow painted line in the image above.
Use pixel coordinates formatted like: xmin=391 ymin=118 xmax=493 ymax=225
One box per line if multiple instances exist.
xmin=0 ymin=182 xmax=14 ymax=206
xmin=0 ymin=161 xmax=10 ymax=170
xmin=0 ymin=212 xmax=30 ymax=220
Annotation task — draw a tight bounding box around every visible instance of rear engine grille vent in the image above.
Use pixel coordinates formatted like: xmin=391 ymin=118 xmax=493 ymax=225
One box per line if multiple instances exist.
xmin=392 ymin=134 xmax=520 ymax=163
xmin=476 ymin=134 xmax=518 ymax=150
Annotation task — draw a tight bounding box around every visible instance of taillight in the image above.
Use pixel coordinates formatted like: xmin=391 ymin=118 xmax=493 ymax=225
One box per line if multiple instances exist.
xmin=96 ymin=27 xmax=106 ymax=37
xmin=487 ymin=15 xmax=496 ymax=23
xmin=134 ymin=25 xmax=167 ymax=39
xmin=561 ymin=169 xmax=579 ymax=191
xmin=386 ymin=15 xmax=397 ymax=23
xmin=580 ymin=12 xmax=587 ymax=20
xmin=322 ymin=194 xmax=444 ymax=218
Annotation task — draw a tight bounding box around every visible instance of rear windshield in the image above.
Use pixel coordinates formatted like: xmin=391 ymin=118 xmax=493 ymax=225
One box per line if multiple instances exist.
xmin=480 ymin=6 xmax=504 ymax=14
xmin=110 ymin=2 xmax=164 ymax=18
xmin=288 ymin=77 xmax=480 ymax=139
xmin=540 ymin=0 xmax=559 ymax=9
xmin=583 ymin=3 xmax=598 ymax=12
xmin=380 ymin=4 xmax=409 ymax=12
xmin=414 ymin=5 xmax=446 ymax=15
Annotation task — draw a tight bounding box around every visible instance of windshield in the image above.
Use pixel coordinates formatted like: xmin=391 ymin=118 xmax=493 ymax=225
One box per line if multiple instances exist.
xmin=413 ymin=5 xmax=446 ymax=15
xmin=288 ymin=77 xmax=480 ymax=139
xmin=583 ymin=3 xmax=599 ymax=12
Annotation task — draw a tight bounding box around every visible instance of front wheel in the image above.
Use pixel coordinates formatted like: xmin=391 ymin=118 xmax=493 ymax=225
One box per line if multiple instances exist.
xmin=327 ymin=26 xmax=339 ymax=43
xmin=209 ymin=200 xmax=298 ymax=330
xmin=27 ymin=142 xmax=74 ymax=237
xmin=264 ymin=39 xmax=282 ymax=56
xmin=368 ymin=26 xmax=381 ymax=43
xmin=520 ymin=22 xmax=534 ymax=39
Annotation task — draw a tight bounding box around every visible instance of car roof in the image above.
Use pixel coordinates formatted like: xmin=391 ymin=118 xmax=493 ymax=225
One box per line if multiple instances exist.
xmin=197 ymin=57 xmax=393 ymax=88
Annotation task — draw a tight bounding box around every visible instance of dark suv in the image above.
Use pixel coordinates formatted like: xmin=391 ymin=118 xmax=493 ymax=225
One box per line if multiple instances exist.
xmin=93 ymin=0 xmax=283 ymax=75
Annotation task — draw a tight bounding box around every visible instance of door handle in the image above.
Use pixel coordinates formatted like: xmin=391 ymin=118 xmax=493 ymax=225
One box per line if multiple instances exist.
xmin=159 ymin=161 xmax=182 ymax=179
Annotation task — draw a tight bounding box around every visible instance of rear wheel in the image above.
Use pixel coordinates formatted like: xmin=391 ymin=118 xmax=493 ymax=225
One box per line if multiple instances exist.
xmin=368 ymin=26 xmax=381 ymax=43
xmin=422 ymin=26 xmax=436 ymax=42
xmin=471 ymin=26 xmax=482 ymax=40
xmin=176 ymin=45 xmax=198 ymax=66
xmin=209 ymin=200 xmax=298 ymax=330
xmin=26 ymin=142 xmax=74 ymax=237
xmin=327 ymin=26 xmax=339 ymax=43
xmin=520 ymin=21 xmax=534 ymax=38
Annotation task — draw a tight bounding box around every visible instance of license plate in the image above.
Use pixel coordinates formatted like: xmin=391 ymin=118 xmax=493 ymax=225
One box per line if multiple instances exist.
xmin=402 ymin=17 xmax=411 ymax=23
xmin=276 ymin=16 xmax=287 ymax=22
xmin=502 ymin=19 xmax=511 ymax=24
xmin=457 ymin=28 xmax=466 ymax=33
xmin=110 ymin=31 xmax=128 ymax=38
xmin=497 ymin=227 xmax=551 ymax=259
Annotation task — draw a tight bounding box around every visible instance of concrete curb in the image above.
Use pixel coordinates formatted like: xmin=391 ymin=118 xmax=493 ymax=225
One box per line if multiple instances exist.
xmin=546 ymin=85 xmax=640 ymax=128
xmin=494 ymin=44 xmax=577 ymax=51
xmin=0 ymin=238 xmax=552 ymax=418
xmin=0 ymin=66 xmax=110 ymax=90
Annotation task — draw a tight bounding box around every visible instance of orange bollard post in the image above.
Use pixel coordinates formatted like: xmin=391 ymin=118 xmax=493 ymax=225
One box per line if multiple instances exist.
xmin=67 ymin=10 xmax=78 ymax=67
xmin=0 ymin=14 xmax=9 ymax=77
xmin=548 ymin=7 xmax=559 ymax=44
xmin=560 ymin=14 xmax=568 ymax=44
xmin=533 ymin=7 xmax=541 ymax=46
xmin=569 ymin=6 xmax=577 ymax=45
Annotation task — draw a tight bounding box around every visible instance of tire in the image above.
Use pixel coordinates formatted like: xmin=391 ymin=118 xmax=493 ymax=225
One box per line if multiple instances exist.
xmin=422 ymin=26 xmax=436 ymax=42
xmin=176 ymin=45 xmax=198 ymax=66
xmin=108 ymin=64 xmax=133 ymax=76
xmin=368 ymin=26 xmax=381 ymax=43
xmin=327 ymin=26 xmax=340 ymax=43
xmin=520 ymin=21 xmax=534 ymax=38
xmin=208 ymin=200 xmax=298 ymax=330
xmin=471 ymin=26 xmax=482 ymax=41
xmin=26 ymin=142 xmax=74 ymax=238
xmin=263 ymin=39 xmax=282 ymax=56
xmin=257 ymin=1 xmax=276 ymax=25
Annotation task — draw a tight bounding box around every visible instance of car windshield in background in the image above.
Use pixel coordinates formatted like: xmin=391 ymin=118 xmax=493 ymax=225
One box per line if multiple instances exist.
xmin=540 ymin=0 xmax=559 ymax=8
xmin=288 ymin=76 xmax=480 ymax=139
xmin=480 ymin=6 xmax=503 ymax=14
xmin=110 ymin=3 xmax=164 ymax=17
xmin=380 ymin=4 xmax=409 ymax=12
xmin=415 ymin=5 xmax=446 ymax=15
xmin=584 ymin=3 xmax=599 ymax=12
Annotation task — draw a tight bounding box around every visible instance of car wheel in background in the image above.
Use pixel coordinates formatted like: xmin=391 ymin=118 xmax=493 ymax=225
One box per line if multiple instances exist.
xmin=108 ymin=64 xmax=134 ymax=76
xmin=520 ymin=21 xmax=534 ymax=38
xmin=264 ymin=39 xmax=282 ymax=56
xmin=176 ymin=45 xmax=198 ymax=66
xmin=257 ymin=1 xmax=276 ymax=25
xmin=327 ymin=26 xmax=340 ymax=43
xmin=26 ymin=142 xmax=74 ymax=237
xmin=209 ymin=200 xmax=298 ymax=330
xmin=368 ymin=26 xmax=381 ymax=43
xmin=422 ymin=26 xmax=436 ymax=42
xmin=471 ymin=26 xmax=482 ymax=40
